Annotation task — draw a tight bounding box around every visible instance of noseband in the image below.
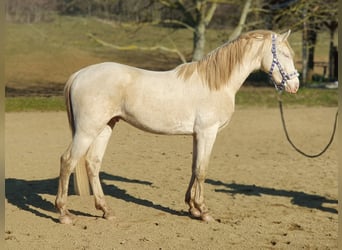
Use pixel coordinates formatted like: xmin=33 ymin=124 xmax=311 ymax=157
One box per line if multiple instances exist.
xmin=268 ymin=34 xmax=299 ymax=91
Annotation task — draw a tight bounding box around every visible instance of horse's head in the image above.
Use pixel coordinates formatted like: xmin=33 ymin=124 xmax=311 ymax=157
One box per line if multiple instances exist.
xmin=262 ymin=30 xmax=299 ymax=93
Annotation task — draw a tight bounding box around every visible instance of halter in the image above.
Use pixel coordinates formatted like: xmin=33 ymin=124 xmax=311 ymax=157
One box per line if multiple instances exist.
xmin=269 ymin=34 xmax=299 ymax=91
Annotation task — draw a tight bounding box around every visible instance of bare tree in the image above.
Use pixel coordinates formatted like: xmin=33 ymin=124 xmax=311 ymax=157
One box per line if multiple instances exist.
xmin=227 ymin=0 xmax=252 ymax=42
xmin=88 ymin=0 xmax=219 ymax=62
xmin=87 ymin=32 xmax=187 ymax=63
xmin=6 ymin=0 xmax=57 ymax=23
xmin=158 ymin=0 xmax=218 ymax=61
xmin=273 ymin=0 xmax=338 ymax=83
xmin=55 ymin=0 xmax=261 ymax=62
xmin=158 ymin=0 xmax=268 ymax=61
xmin=57 ymin=0 xmax=156 ymax=22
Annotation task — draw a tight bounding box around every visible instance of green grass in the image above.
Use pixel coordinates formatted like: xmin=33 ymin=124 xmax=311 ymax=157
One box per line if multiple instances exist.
xmin=5 ymin=87 xmax=338 ymax=112
xmin=5 ymin=96 xmax=65 ymax=112
xmin=236 ymin=87 xmax=338 ymax=108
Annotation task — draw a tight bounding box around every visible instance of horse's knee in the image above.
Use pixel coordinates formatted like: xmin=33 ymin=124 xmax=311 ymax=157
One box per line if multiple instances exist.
xmin=60 ymin=144 xmax=73 ymax=162
xmin=85 ymin=156 xmax=101 ymax=176
xmin=59 ymin=151 xmax=79 ymax=177
xmin=60 ymin=152 xmax=69 ymax=165
xmin=59 ymin=154 xmax=71 ymax=175
xmin=85 ymin=155 xmax=101 ymax=166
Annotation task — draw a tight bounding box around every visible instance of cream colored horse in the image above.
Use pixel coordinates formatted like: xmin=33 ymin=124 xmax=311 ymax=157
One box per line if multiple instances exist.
xmin=55 ymin=30 xmax=299 ymax=224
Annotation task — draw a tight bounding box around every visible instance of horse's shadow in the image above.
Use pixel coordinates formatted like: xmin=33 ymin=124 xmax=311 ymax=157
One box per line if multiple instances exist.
xmin=5 ymin=172 xmax=186 ymax=223
xmin=5 ymin=172 xmax=337 ymax=223
xmin=99 ymin=172 xmax=187 ymax=217
xmin=205 ymin=179 xmax=338 ymax=214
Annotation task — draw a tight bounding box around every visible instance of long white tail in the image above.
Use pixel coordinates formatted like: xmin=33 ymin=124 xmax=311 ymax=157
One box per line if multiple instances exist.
xmin=64 ymin=73 xmax=91 ymax=196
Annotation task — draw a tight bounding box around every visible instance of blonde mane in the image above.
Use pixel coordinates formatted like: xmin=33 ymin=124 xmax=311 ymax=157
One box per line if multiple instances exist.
xmin=176 ymin=30 xmax=275 ymax=90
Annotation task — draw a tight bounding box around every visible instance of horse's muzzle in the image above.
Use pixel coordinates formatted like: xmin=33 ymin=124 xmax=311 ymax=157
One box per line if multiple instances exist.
xmin=284 ymin=78 xmax=299 ymax=93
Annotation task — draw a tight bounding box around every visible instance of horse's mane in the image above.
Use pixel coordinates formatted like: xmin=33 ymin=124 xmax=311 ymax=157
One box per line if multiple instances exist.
xmin=176 ymin=30 xmax=275 ymax=90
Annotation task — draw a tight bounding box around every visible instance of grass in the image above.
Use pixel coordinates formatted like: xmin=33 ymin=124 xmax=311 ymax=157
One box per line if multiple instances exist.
xmin=235 ymin=87 xmax=338 ymax=108
xmin=5 ymin=87 xmax=338 ymax=112
xmin=5 ymin=96 xmax=65 ymax=112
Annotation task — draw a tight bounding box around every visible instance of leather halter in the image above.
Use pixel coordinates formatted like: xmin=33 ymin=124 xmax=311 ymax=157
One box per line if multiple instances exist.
xmin=269 ymin=34 xmax=299 ymax=91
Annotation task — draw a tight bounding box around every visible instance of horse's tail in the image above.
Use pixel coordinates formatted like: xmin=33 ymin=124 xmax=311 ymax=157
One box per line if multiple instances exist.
xmin=64 ymin=72 xmax=77 ymax=137
xmin=64 ymin=72 xmax=91 ymax=196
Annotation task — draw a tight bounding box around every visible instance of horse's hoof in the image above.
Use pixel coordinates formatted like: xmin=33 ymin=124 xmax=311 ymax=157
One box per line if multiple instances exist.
xmin=103 ymin=212 xmax=116 ymax=220
xmin=201 ymin=213 xmax=214 ymax=222
xmin=59 ymin=214 xmax=75 ymax=224
xmin=189 ymin=207 xmax=201 ymax=218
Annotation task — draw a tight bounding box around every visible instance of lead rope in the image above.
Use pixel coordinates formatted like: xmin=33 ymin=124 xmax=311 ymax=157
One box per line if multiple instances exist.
xmin=278 ymin=93 xmax=338 ymax=158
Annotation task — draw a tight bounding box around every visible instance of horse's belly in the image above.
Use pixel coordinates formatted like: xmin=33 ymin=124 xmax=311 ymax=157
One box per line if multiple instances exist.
xmin=117 ymin=69 xmax=233 ymax=135
xmin=121 ymin=107 xmax=195 ymax=135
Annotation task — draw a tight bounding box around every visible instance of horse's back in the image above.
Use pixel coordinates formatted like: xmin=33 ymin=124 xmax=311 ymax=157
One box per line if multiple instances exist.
xmin=74 ymin=62 xmax=135 ymax=84
xmin=71 ymin=62 xmax=175 ymax=93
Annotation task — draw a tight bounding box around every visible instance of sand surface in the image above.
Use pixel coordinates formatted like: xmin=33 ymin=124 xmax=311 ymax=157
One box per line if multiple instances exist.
xmin=5 ymin=107 xmax=338 ymax=249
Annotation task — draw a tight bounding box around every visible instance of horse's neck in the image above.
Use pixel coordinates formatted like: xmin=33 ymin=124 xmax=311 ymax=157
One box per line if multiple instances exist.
xmin=227 ymin=42 xmax=264 ymax=95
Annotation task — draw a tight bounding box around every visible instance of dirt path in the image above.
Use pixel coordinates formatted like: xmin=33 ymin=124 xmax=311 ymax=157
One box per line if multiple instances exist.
xmin=5 ymin=107 xmax=338 ymax=249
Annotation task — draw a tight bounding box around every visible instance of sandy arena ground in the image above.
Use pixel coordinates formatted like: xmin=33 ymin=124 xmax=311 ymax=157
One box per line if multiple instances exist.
xmin=5 ymin=107 xmax=338 ymax=249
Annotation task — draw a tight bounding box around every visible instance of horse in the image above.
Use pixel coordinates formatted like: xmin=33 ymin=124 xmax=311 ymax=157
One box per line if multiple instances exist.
xmin=55 ymin=30 xmax=299 ymax=224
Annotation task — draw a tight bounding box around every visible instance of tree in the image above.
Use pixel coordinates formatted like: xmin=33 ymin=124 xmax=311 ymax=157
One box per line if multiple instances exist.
xmin=55 ymin=0 xmax=260 ymax=62
xmin=57 ymin=0 xmax=157 ymax=22
xmin=158 ymin=0 xmax=218 ymax=61
xmin=158 ymin=0 xmax=273 ymax=61
xmin=272 ymin=0 xmax=338 ymax=83
xmin=325 ymin=20 xmax=338 ymax=80
xmin=227 ymin=0 xmax=252 ymax=42
xmin=6 ymin=0 xmax=57 ymax=23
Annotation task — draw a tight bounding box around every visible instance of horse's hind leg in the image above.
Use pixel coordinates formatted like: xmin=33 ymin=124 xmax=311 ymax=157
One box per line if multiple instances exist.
xmin=85 ymin=120 xmax=116 ymax=220
xmin=55 ymin=133 xmax=95 ymax=224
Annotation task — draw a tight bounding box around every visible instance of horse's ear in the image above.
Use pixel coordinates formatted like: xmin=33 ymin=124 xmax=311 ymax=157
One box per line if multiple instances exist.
xmin=280 ymin=30 xmax=291 ymax=42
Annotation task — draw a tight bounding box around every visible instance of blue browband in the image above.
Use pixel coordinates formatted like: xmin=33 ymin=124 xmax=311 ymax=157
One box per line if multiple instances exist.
xmin=269 ymin=34 xmax=299 ymax=91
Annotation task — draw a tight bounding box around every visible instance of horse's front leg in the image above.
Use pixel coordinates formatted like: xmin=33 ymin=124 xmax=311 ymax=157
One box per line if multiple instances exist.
xmin=185 ymin=126 xmax=218 ymax=222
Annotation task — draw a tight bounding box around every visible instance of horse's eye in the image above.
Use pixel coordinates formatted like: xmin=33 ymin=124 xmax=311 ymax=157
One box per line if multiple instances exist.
xmin=280 ymin=51 xmax=290 ymax=58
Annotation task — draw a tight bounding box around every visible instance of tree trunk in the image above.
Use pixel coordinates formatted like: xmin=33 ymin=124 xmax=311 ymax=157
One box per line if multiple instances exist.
xmin=192 ymin=21 xmax=206 ymax=61
xmin=191 ymin=1 xmax=217 ymax=61
xmin=228 ymin=0 xmax=252 ymax=42
xmin=307 ymin=27 xmax=317 ymax=82
xmin=301 ymin=3 xmax=308 ymax=85
xmin=327 ymin=22 xmax=338 ymax=80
